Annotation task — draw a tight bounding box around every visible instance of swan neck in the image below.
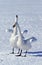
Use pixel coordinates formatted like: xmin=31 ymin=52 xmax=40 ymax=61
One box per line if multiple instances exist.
xmin=13 ymin=26 xmax=17 ymax=35
xmin=15 ymin=17 xmax=18 ymax=22
xmin=17 ymin=23 xmax=22 ymax=36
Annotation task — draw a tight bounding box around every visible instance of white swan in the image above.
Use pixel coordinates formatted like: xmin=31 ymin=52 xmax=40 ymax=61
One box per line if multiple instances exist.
xmin=13 ymin=21 xmax=32 ymax=56
xmin=9 ymin=15 xmax=28 ymax=54
xmin=10 ymin=15 xmax=37 ymax=56
xmin=9 ymin=15 xmax=18 ymax=54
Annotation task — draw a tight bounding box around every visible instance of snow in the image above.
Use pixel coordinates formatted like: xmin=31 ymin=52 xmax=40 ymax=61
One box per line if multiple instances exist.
xmin=0 ymin=0 xmax=42 ymax=65
xmin=0 ymin=52 xmax=42 ymax=65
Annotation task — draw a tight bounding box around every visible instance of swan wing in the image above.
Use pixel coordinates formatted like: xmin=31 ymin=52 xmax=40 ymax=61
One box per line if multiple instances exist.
xmin=23 ymin=37 xmax=37 ymax=45
xmin=6 ymin=29 xmax=13 ymax=33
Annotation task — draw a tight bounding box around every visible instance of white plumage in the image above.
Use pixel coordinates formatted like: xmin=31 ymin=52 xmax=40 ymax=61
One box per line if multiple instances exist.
xmin=9 ymin=26 xmax=18 ymax=48
xmin=16 ymin=22 xmax=32 ymax=51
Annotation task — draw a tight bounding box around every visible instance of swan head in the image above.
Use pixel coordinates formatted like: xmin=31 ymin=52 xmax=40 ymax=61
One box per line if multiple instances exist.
xmin=13 ymin=22 xmax=16 ymax=28
xmin=16 ymin=15 xmax=18 ymax=18
xmin=13 ymin=15 xmax=18 ymax=28
xmin=13 ymin=21 xmax=17 ymax=28
xmin=15 ymin=15 xmax=18 ymax=22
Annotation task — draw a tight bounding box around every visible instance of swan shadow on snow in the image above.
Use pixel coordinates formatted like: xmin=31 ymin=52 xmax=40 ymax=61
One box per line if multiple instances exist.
xmin=24 ymin=51 xmax=42 ymax=57
xmin=32 ymin=54 xmax=42 ymax=57
xmin=25 ymin=51 xmax=42 ymax=54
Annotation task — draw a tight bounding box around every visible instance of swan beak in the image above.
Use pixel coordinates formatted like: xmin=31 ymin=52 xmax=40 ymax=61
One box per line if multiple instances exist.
xmin=16 ymin=15 xmax=18 ymax=18
xmin=13 ymin=24 xmax=16 ymax=28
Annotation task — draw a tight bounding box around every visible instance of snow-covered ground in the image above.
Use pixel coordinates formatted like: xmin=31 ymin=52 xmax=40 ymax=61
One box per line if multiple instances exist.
xmin=0 ymin=52 xmax=42 ymax=65
xmin=0 ymin=0 xmax=42 ymax=65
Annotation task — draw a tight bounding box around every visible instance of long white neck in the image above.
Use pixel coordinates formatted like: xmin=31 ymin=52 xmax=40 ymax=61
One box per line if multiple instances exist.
xmin=17 ymin=23 xmax=22 ymax=38
xmin=15 ymin=17 xmax=18 ymax=23
xmin=13 ymin=16 xmax=18 ymax=35
xmin=13 ymin=26 xmax=17 ymax=35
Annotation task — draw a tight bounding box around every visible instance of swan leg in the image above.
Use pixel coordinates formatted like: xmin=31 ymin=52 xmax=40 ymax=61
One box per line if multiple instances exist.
xmin=23 ymin=54 xmax=26 ymax=57
xmin=16 ymin=50 xmax=27 ymax=57
xmin=19 ymin=50 xmax=26 ymax=57
xmin=15 ymin=49 xmax=22 ymax=56
xmin=11 ymin=48 xmax=14 ymax=54
xmin=17 ymin=49 xmax=20 ymax=54
xmin=24 ymin=50 xmax=27 ymax=57
xmin=24 ymin=52 xmax=26 ymax=57
xmin=25 ymin=50 xmax=27 ymax=53
xmin=22 ymin=53 xmax=26 ymax=57
xmin=19 ymin=49 xmax=22 ymax=56
xmin=22 ymin=50 xmax=27 ymax=57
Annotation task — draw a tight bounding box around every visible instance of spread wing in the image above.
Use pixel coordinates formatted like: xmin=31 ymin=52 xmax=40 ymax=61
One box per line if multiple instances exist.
xmin=23 ymin=37 xmax=37 ymax=44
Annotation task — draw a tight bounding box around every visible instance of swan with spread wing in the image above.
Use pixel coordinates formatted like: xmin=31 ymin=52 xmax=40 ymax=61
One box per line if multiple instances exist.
xmin=9 ymin=15 xmax=28 ymax=54
xmin=13 ymin=15 xmax=37 ymax=56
